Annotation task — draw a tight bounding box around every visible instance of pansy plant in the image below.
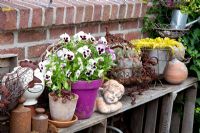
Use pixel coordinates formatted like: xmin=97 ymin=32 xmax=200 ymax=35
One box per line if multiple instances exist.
xmin=40 ymin=31 xmax=115 ymax=95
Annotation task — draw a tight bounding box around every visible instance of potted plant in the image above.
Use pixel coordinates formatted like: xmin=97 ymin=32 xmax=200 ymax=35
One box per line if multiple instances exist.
xmin=41 ymin=31 xmax=114 ymax=119
xmin=39 ymin=47 xmax=79 ymax=121
xmin=131 ymin=37 xmax=184 ymax=77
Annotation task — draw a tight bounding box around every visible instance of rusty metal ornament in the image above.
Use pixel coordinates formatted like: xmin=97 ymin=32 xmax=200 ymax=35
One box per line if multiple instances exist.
xmin=32 ymin=108 xmax=48 ymax=133
xmin=10 ymin=98 xmax=31 ymax=133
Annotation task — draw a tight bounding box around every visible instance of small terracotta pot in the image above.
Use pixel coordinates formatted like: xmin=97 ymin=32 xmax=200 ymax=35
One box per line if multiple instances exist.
xmin=164 ymin=58 xmax=188 ymax=84
xmin=49 ymin=93 xmax=78 ymax=121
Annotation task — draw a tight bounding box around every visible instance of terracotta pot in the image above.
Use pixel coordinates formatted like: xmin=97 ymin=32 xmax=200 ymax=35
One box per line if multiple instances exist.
xmin=49 ymin=93 xmax=78 ymax=121
xmin=164 ymin=58 xmax=188 ymax=84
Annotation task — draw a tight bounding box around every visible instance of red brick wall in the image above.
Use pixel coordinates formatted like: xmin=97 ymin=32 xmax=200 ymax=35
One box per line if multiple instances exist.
xmin=0 ymin=0 xmax=148 ymax=61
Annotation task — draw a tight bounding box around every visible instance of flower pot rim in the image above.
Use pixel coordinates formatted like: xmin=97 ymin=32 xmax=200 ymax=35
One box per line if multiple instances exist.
xmin=48 ymin=93 xmax=79 ymax=101
xmin=73 ymin=79 xmax=102 ymax=83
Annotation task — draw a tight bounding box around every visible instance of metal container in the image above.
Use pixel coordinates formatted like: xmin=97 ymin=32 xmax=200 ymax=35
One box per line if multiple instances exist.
xmin=170 ymin=9 xmax=188 ymax=29
xmin=10 ymin=98 xmax=31 ymax=133
xmin=142 ymin=49 xmax=171 ymax=78
xmin=32 ymin=108 xmax=48 ymax=133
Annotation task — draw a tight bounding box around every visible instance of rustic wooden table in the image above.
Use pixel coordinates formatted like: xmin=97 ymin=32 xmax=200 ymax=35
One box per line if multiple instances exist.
xmin=59 ymin=77 xmax=198 ymax=133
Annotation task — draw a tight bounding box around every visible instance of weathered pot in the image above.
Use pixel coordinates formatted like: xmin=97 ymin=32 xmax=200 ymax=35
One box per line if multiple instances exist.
xmin=72 ymin=79 xmax=102 ymax=119
xmin=117 ymin=58 xmax=133 ymax=78
xmin=164 ymin=58 xmax=188 ymax=84
xmin=10 ymin=98 xmax=31 ymax=133
xmin=49 ymin=93 xmax=78 ymax=121
xmin=142 ymin=49 xmax=171 ymax=78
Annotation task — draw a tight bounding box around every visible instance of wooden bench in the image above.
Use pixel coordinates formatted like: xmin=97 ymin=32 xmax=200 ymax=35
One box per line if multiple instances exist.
xmin=59 ymin=77 xmax=198 ymax=133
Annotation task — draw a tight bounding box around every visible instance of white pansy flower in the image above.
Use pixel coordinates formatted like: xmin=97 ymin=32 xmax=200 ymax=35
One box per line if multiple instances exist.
xmin=60 ymin=33 xmax=70 ymax=42
xmin=98 ymin=70 xmax=104 ymax=77
xmin=75 ymin=70 xmax=81 ymax=79
xmin=38 ymin=60 xmax=50 ymax=75
xmin=77 ymin=46 xmax=91 ymax=58
xmin=57 ymin=50 xmax=63 ymax=58
xmin=96 ymin=44 xmax=106 ymax=55
xmin=44 ymin=71 xmax=53 ymax=81
xmin=98 ymin=37 xmax=107 ymax=45
xmin=87 ymin=33 xmax=96 ymax=43
xmin=66 ymin=69 xmax=72 ymax=77
xmin=74 ymin=31 xmax=88 ymax=41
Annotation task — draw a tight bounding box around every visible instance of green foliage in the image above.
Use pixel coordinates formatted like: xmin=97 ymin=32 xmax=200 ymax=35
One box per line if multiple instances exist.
xmin=180 ymin=0 xmax=200 ymax=16
xmin=180 ymin=25 xmax=200 ymax=80
xmin=142 ymin=0 xmax=172 ymax=38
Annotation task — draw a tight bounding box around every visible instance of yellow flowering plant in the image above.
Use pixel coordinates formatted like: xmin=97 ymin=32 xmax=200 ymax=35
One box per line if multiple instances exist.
xmin=131 ymin=37 xmax=184 ymax=54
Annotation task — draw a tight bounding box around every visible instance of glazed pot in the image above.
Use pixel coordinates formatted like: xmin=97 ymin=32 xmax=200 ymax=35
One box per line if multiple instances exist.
xmin=72 ymin=79 xmax=102 ymax=119
xmin=49 ymin=93 xmax=78 ymax=121
xmin=117 ymin=58 xmax=133 ymax=78
xmin=23 ymin=69 xmax=45 ymax=106
xmin=164 ymin=58 xmax=188 ymax=84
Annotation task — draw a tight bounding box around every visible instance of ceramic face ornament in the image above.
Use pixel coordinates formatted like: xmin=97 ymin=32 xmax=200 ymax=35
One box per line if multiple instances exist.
xmin=20 ymin=60 xmax=45 ymax=106
xmin=60 ymin=33 xmax=70 ymax=42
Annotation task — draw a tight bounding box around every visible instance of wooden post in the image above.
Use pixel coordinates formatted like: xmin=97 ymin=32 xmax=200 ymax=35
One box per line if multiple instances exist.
xmin=130 ymin=105 xmax=145 ymax=133
xmin=144 ymin=99 xmax=159 ymax=133
xmin=181 ymin=84 xmax=197 ymax=133
xmin=159 ymin=92 xmax=177 ymax=133
xmin=92 ymin=119 xmax=107 ymax=133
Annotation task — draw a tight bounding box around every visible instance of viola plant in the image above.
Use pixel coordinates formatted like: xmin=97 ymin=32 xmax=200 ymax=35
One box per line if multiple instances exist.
xmin=39 ymin=31 xmax=114 ymax=96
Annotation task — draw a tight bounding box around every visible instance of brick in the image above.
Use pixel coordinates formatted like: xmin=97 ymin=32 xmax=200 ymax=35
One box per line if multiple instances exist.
xmin=56 ymin=7 xmax=64 ymax=25
xmin=93 ymin=4 xmax=102 ymax=21
xmin=126 ymin=3 xmax=134 ymax=18
xmin=120 ymin=20 xmax=138 ymax=30
xmin=134 ymin=3 xmax=141 ymax=18
xmin=19 ymin=9 xmax=30 ymax=29
xmin=0 ymin=32 xmax=14 ymax=45
xmin=49 ymin=26 xmax=75 ymax=39
xmin=0 ymin=48 xmax=25 ymax=60
xmin=100 ymin=22 xmax=119 ymax=32
xmin=113 ymin=33 xmax=124 ymax=38
xmin=65 ymin=6 xmax=75 ymax=24
xmin=125 ymin=32 xmax=141 ymax=41
xmin=111 ymin=4 xmax=118 ymax=20
xmin=44 ymin=8 xmax=53 ymax=26
xmin=138 ymin=19 xmax=143 ymax=28
xmin=75 ymin=6 xmax=84 ymax=23
xmin=84 ymin=5 xmax=93 ymax=22
xmin=28 ymin=44 xmax=50 ymax=58
xmin=32 ymin=8 xmax=43 ymax=27
xmin=76 ymin=23 xmax=99 ymax=34
xmin=141 ymin=3 xmax=148 ymax=17
xmin=0 ymin=9 xmax=17 ymax=30
xmin=118 ymin=4 xmax=126 ymax=19
xmin=102 ymin=5 xmax=111 ymax=21
xmin=18 ymin=30 xmax=46 ymax=43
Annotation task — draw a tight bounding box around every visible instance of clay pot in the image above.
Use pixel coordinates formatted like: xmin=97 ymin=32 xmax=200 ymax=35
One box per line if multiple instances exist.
xmin=49 ymin=93 xmax=78 ymax=121
xmin=32 ymin=108 xmax=48 ymax=133
xmin=10 ymin=98 xmax=31 ymax=133
xmin=164 ymin=58 xmax=188 ymax=84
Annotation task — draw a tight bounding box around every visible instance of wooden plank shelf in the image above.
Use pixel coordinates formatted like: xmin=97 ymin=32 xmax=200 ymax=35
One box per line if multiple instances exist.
xmin=59 ymin=78 xmax=198 ymax=133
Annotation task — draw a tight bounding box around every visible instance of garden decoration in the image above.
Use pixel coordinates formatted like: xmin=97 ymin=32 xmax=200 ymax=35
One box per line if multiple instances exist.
xmin=40 ymin=31 xmax=114 ymax=120
xmin=19 ymin=60 xmax=45 ymax=106
xmin=95 ymin=80 xmax=125 ymax=114
xmin=164 ymin=58 xmax=188 ymax=84
xmin=0 ymin=66 xmax=33 ymax=121
xmin=131 ymin=37 xmax=184 ymax=78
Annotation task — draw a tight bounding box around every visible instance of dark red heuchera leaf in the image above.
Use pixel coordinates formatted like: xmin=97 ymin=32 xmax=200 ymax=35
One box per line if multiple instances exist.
xmin=28 ymin=76 xmax=42 ymax=88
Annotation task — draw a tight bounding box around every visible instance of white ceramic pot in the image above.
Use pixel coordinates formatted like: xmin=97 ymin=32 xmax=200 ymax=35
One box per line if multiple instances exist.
xmin=49 ymin=93 xmax=78 ymax=121
xmin=23 ymin=69 xmax=44 ymax=106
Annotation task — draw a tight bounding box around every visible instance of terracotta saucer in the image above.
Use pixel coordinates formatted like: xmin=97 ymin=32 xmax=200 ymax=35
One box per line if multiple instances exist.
xmin=48 ymin=115 xmax=78 ymax=128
